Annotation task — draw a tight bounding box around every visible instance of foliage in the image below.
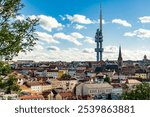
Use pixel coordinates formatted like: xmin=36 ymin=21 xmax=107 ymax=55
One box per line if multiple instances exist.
xmin=0 ymin=77 xmax=4 ymax=89
xmin=61 ymin=74 xmax=71 ymax=80
xmin=0 ymin=0 xmax=38 ymax=59
xmin=0 ymin=61 xmax=11 ymax=75
xmin=122 ymin=83 xmax=150 ymax=100
xmin=104 ymin=75 xmax=111 ymax=83
xmin=3 ymin=75 xmax=21 ymax=94
xmin=0 ymin=61 xmax=21 ymax=94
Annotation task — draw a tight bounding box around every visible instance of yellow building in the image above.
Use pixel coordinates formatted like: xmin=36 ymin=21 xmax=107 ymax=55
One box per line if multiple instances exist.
xmin=58 ymin=70 xmax=67 ymax=78
xmin=135 ymin=73 xmax=147 ymax=79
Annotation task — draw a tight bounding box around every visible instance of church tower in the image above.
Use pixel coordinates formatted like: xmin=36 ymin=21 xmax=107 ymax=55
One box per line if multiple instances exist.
xmin=118 ymin=46 xmax=123 ymax=69
xmin=95 ymin=0 xmax=104 ymax=62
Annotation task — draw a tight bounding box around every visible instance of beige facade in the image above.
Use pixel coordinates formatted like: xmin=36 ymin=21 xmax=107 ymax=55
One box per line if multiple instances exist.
xmin=76 ymin=83 xmax=113 ymax=96
xmin=50 ymin=79 xmax=78 ymax=91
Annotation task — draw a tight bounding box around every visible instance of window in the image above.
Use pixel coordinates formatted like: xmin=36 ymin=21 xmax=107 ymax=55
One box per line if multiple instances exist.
xmin=98 ymin=90 xmax=101 ymax=93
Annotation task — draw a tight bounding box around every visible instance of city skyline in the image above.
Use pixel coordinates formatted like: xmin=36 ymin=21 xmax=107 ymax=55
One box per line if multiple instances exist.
xmin=14 ymin=0 xmax=150 ymax=62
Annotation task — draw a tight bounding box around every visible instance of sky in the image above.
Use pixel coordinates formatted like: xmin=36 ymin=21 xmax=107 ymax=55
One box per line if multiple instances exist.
xmin=14 ymin=0 xmax=150 ymax=62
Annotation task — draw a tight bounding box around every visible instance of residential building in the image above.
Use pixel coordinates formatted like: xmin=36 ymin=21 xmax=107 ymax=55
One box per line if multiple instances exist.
xmin=76 ymin=83 xmax=113 ymax=98
xmin=26 ymin=81 xmax=52 ymax=92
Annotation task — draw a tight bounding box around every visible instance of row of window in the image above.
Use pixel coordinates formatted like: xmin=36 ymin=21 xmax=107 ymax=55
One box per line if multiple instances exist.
xmin=89 ymin=89 xmax=112 ymax=94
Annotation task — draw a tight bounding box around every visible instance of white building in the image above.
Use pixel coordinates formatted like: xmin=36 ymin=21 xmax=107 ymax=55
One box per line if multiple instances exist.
xmin=112 ymin=74 xmax=126 ymax=80
xmin=76 ymin=83 xmax=113 ymax=97
xmin=50 ymin=79 xmax=78 ymax=92
xmin=27 ymin=81 xmax=52 ymax=92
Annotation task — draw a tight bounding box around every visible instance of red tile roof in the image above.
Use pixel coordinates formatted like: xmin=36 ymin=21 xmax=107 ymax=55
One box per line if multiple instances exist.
xmin=20 ymin=95 xmax=44 ymax=100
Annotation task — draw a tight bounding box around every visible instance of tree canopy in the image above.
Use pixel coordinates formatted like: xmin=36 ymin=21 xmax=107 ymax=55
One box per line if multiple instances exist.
xmin=0 ymin=0 xmax=38 ymax=59
xmin=0 ymin=75 xmax=21 ymax=94
xmin=0 ymin=61 xmax=21 ymax=94
xmin=0 ymin=61 xmax=11 ymax=75
xmin=104 ymin=75 xmax=111 ymax=84
xmin=122 ymin=83 xmax=150 ymax=100
xmin=60 ymin=74 xmax=71 ymax=80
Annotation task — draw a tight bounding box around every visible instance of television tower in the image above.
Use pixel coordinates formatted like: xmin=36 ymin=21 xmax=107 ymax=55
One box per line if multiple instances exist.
xmin=95 ymin=0 xmax=104 ymax=62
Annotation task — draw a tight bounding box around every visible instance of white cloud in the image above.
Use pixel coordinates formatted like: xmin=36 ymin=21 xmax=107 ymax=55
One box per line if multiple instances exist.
xmin=16 ymin=15 xmax=26 ymax=21
xmin=53 ymin=32 xmax=84 ymax=46
xmin=84 ymin=37 xmax=95 ymax=45
xmin=73 ymin=24 xmax=87 ymax=30
xmin=139 ymin=16 xmax=150 ymax=23
xmin=38 ymin=15 xmax=63 ymax=32
xmin=14 ymin=44 xmax=150 ymax=62
xmin=29 ymin=15 xmax=37 ymax=20
xmin=124 ymin=28 xmax=150 ymax=38
xmin=82 ymin=48 xmax=94 ymax=53
xmin=104 ymin=46 xmax=118 ymax=53
xmin=112 ymin=19 xmax=132 ymax=27
xmin=29 ymin=15 xmax=64 ymax=32
xmin=17 ymin=15 xmax=64 ymax=32
xmin=34 ymin=43 xmax=44 ymax=50
xmin=66 ymin=14 xmax=94 ymax=24
xmin=68 ymin=48 xmax=79 ymax=51
xmin=35 ymin=32 xmax=59 ymax=44
xmin=47 ymin=46 xmax=60 ymax=51
xmin=71 ymin=32 xmax=84 ymax=38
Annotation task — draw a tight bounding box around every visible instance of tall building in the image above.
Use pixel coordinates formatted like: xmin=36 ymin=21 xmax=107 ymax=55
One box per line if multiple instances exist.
xmin=95 ymin=0 xmax=104 ymax=62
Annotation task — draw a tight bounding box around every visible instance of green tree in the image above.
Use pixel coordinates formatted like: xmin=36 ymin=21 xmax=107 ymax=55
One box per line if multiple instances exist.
xmin=0 ymin=77 xmax=4 ymax=89
xmin=104 ymin=75 xmax=111 ymax=83
xmin=0 ymin=61 xmax=11 ymax=75
xmin=122 ymin=83 xmax=150 ymax=100
xmin=0 ymin=0 xmax=38 ymax=59
xmin=61 ymin=74 xmax=71 ymax=80
xmin=4 ymin=75 xmax=21 ymax=94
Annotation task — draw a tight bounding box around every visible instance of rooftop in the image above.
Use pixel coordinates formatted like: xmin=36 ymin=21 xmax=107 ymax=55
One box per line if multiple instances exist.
xmin=84 ymin=83 xmax=113 ymax=89
xmin=20 ymin=95 xmax=44 ymax=100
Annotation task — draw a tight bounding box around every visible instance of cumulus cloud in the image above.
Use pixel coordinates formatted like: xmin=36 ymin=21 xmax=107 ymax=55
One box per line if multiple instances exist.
xmin=66 ymin=14 xmax=94 ymax=24
xmin=34 ymin=44 xmax=44 ymax=50
xmin=112 ymin=19 xmax=132 ymax=27
xmin=73 ymin=24 xmax=87 ymax=30
xmin=139 ymin=16 xmax=150 ymax=23
xmin=124 ymin=28 xmax=150 ymax=38
xmin=82 ymin=48 xmax=94 ymax=53
xmin=71 ymin=32 xmax=84 ymax=38
xmin=104 ymin=46 xmax=118 ymax=53
xmin=16 ymin=15 xmax=26 ymax=21
xmin=53 ymin=32 xmax=84 ymax=46
xmin=38 ymin=15 xmax=63 ymax=32
xmin=68 ymin=48 xmax=79 ymax=51
xmin=17 ymin=15 xmax=64 ymax=32
xmin=84 ymin=37 xmax=95 ymax=44
xmin=14 ymin=44 xmax=150 ymax=62
xmin=47 ymin=46 xmax=60 ymax=51
xmin=35 ymin=32 xmax=59 ymax=44
xmin=28 ymin=15 xmax=64 ymax=32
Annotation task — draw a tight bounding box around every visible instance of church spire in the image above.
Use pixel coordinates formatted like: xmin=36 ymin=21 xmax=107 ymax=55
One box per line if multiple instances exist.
xmin=119 ymin=46 xmax=122 ymax=59
xmin=118 ymin=46 xmax=123 ymax=67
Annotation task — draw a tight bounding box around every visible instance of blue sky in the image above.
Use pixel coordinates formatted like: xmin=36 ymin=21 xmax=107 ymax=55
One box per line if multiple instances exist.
xmin=15 ymin=0 xmax=150 ymax=61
